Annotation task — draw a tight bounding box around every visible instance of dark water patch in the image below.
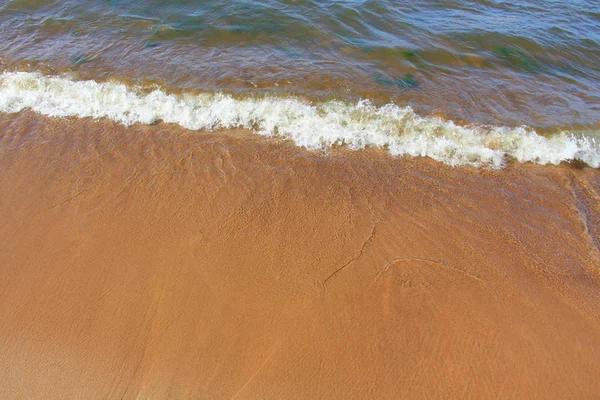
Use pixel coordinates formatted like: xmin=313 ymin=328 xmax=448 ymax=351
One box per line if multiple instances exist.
xmin=492 ymin=46 xmax=541 ymax=73
xmin=373 ymin=72 xmax=419 ymax=90
xmin=70 ymin=53 xmax=97 ymax=66
xmin=143 ymin=40 xmax=160 ymax=48
xmin=395 ymin=73 xmax=419 ymax=89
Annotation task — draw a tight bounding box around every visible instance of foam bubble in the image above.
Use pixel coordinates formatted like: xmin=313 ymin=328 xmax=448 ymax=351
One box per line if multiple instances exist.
xmin=0 ymin=71 xmax=598 ymax=168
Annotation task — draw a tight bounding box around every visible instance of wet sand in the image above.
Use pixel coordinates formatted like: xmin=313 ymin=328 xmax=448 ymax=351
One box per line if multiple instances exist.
xmin=0 ymin=112 xmax=599 ymax=399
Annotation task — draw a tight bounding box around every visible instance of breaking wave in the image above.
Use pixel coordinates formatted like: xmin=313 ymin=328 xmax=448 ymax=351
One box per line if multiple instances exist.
xmin=0 ymin=71 xmax=598 ymax=168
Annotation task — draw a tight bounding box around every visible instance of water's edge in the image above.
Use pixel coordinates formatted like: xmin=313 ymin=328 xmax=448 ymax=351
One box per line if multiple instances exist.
xmin=1 ymin=71 xmax=598 ymax=168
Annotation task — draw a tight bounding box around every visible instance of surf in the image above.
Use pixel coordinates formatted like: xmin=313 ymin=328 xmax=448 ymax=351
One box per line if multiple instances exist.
xmin=0 ymin=71 xmax=598 ymax=168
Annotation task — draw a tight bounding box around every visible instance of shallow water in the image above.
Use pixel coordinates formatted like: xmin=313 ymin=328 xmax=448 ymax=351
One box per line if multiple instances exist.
xmin=0 ymin=0 xmax=599 ymax=165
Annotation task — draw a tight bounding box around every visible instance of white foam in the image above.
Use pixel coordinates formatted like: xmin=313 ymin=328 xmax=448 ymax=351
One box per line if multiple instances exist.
xmin=0 ymin=71 xmax=598 ymax=168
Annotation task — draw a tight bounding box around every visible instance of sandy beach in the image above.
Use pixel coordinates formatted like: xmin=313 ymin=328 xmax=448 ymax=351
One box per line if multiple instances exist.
xmin=0 ymin=111 xmax=599 ymax=399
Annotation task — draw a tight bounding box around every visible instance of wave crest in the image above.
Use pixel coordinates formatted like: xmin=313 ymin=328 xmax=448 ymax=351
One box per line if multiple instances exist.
xmin=0 ymin=71 xmax=598 ymax=168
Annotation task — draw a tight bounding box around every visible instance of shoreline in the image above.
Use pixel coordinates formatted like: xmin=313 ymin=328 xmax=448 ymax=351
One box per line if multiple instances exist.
xmin=2 ymin=71 xmax=599 ymax=169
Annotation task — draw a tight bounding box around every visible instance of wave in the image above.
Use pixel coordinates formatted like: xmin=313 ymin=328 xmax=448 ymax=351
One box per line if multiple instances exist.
xmin=0 ymin=71 xmax=598 ymax=168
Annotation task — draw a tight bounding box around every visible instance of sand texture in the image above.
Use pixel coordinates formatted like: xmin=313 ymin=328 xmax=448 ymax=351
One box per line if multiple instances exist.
xmin=1 ymin=112 xmax=599 ymax=399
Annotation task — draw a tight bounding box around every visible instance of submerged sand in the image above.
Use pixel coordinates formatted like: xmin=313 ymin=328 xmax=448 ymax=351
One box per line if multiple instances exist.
xmin=0 ymin=112 xmax=599 ymax=399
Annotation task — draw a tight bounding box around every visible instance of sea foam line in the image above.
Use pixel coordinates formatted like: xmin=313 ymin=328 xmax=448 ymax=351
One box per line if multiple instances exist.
xmin=0 ymin=71 xmax=598 ymax=168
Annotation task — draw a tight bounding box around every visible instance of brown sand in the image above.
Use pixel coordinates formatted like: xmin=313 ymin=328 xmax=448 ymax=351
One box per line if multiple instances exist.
xmin=0 ymin=111 xmax=599 ymax=399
